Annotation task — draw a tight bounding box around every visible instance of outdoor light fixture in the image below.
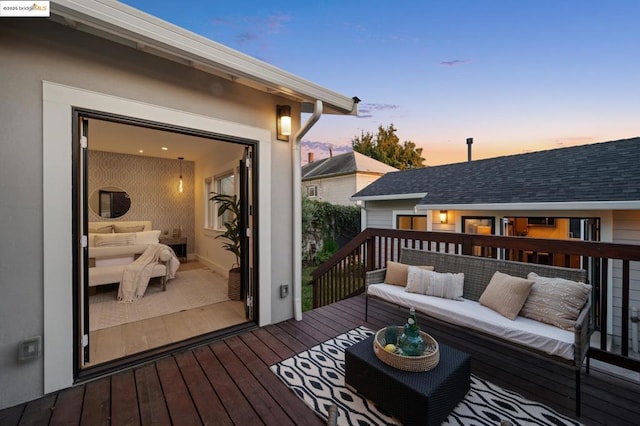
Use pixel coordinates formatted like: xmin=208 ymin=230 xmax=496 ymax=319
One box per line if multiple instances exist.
xmin=178 ymin=157 xmax=184 ymax=193
xmin=440 ymin=210 xmax=448 ymax=224
xmin=276 ymin=104 xmax=291 ymax=141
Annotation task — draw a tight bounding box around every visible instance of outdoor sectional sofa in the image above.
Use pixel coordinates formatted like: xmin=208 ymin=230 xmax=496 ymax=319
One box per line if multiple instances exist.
xmin=365 ymin=247 xmax=592 ymax=415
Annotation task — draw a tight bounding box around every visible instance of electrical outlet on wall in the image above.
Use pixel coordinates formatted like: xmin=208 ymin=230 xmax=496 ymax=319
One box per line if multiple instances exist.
xmin=280 ymin=284 xmax=289 ymax=298
xmin=18 ymin=336 xmax=42 ymax=362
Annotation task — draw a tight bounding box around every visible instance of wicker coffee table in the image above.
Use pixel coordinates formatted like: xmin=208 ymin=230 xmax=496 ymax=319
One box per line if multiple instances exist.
xmin=345 ymin=335 xmax=470 ymax=425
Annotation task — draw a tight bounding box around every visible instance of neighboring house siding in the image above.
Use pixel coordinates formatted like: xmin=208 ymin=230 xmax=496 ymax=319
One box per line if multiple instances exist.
xmin=365 ymin=200 xmax=424 ymax=229
xmin=611 ymin=210 xmax=640 ymax=348
xmin=356 ymin=173 xmax=384 ymax=194
xmin=304 ymin=175 xmax=357 ymax=206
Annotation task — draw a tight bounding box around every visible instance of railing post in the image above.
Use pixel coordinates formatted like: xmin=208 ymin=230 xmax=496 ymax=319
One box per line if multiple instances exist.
xmin=367 ymin=236 xmax=375 ymax=271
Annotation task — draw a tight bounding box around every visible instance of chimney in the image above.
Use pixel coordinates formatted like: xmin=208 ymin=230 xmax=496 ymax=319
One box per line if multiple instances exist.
xmin=466 ymin=137 xmax=473 ymax=162
xmin=308 ymin=152 xmax=314 ymax=163
xmin=329 ymin=147 xmax=333 ymax=157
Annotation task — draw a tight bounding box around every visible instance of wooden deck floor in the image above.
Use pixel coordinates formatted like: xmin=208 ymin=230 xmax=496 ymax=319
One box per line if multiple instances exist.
xmin=2 ymin=295 xmax=639 ymax=425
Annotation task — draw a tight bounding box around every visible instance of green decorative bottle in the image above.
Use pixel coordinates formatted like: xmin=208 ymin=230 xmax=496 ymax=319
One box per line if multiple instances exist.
xmin=398 ymin=307 xmax=425 ymax=356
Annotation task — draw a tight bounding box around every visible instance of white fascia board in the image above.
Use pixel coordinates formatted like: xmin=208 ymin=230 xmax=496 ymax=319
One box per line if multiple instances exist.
xmin=51 ymin=0 xmax=356 ymax=114
xmin=415 ymin=201 xmax=640 ymax=211
xmin=350 ymin=192 xmax=428 ymax=202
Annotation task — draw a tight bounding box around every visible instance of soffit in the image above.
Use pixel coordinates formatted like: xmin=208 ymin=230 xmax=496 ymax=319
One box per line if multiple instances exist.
xmin=50 ymin=0 xmax=358 ymax=115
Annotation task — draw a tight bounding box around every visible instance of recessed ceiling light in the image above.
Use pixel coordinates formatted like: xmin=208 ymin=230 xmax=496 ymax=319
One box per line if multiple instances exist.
xmin=139 ymin=150 xmax=144 ymax=153
xmin=161 ymin=147 xmax=168 ymax=151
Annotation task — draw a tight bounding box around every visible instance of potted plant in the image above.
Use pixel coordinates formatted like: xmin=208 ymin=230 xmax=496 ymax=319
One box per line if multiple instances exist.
xmin=210 ymin=192 xmax=242 ymax=300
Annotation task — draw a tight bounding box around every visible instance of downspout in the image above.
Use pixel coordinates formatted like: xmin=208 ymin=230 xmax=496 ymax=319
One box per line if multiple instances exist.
xmin=292 ymin=100 xmax=323 ymax=320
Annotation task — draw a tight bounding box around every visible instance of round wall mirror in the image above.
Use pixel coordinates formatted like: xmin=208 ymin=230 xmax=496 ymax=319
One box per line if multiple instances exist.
xmin=89 ymin=186 xmax=131 ymax=218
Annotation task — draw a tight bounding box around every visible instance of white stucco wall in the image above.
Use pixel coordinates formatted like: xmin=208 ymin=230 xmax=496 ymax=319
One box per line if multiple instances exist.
xmin=1 ymin=18 xmax=294 ymax=409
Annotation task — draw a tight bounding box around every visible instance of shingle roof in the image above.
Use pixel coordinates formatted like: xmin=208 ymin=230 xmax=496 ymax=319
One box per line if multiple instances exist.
xmin=351 ymin=137 xmax=640 ymax=205
xmin=302 ymin=151 xmax=397 ymax=180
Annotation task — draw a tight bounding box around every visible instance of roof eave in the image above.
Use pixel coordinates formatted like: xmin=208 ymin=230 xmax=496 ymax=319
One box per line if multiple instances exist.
xmin=415 ymin=201 xmax=640 ymax=210
xmin=351 ymin=192 xmax=429 ymax=202
xmin=51 ymin=0 xmax=358 ymax=115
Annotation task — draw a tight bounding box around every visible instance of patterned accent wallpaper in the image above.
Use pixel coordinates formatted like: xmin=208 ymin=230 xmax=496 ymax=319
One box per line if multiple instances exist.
xmin=88 ymin=150 xmax=195 ymax=254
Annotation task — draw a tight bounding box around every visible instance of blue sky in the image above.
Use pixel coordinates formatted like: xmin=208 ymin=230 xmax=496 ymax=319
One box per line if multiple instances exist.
xmin=121 ymin=1 xmax=639 ymax=165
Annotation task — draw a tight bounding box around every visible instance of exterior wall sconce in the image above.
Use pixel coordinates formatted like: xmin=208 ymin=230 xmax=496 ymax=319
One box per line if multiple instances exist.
xmin=439 ymin=210 xmax=448 ymax=224
xmin=178 ymin=157 xmax=184 ymax=193
xmin=276 ymin=104 xmax=291 ymax=141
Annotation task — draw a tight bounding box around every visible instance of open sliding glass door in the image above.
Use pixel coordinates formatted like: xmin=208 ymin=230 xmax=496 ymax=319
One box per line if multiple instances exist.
xmin=240 ymin=146 xmax=255 ymax=320
xmin=73 ymin=113 xmax=91 ymax=370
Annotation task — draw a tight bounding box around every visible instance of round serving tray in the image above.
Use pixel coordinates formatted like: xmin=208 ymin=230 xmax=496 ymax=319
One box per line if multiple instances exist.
xmin=373 ymin=326 xmax=440 ymax=372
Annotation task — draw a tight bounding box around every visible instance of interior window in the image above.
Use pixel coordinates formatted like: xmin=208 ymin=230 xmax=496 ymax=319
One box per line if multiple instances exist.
xmin=205 ymin=172 xmax=235 ymax=230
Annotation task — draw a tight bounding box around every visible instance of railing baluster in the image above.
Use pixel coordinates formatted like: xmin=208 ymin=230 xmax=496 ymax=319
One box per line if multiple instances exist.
xmin=600 ymin=258 xmax=608 ymax=350
xmin=622 ymin=260 xmax=630 ymax=356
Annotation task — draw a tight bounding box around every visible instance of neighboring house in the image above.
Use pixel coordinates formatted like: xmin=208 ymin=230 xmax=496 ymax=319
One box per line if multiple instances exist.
xmin=301 ymin=151 xmax=398 ymax=206
xmin=351 ymin=137 xmax=640 ymax=348
xmin=0 ymin=0 xmax=358 ymax=410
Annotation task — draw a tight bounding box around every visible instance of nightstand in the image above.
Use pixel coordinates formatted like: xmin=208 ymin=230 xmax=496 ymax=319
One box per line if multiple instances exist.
xmin=160 ymin=236 xmax=187 ymax=262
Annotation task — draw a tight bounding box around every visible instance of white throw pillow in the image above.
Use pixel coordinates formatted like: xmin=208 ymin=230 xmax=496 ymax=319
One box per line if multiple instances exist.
xmin=406 ymin=266 xmax=464 ymax=300
xmin=136 ymin=230 xmax=161 ymax=245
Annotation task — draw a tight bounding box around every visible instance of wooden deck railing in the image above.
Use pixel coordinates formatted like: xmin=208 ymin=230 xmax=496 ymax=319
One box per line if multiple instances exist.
xmin=311 ymin=227 xmax=640 ymax=373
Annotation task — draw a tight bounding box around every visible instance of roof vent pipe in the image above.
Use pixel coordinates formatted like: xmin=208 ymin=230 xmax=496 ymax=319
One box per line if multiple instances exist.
xmin=466 ymin=138 xmax=473 ymax=162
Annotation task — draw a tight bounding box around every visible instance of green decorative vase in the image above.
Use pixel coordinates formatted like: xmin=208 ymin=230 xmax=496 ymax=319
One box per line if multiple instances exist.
xmin=397 ymin=307 xmax=425 ymax=356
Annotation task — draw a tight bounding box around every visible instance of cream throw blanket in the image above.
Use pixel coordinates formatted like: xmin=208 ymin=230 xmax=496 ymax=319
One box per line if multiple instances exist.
xmin=117 ymin=244 xmax=178 ymax=302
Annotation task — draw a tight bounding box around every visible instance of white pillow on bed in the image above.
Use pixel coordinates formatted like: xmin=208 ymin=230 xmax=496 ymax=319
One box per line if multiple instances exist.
xmin=136 ymin=230 xmax=161 ymax=245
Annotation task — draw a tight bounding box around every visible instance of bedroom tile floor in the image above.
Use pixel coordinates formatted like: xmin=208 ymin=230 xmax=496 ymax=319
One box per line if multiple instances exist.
xmin=2 ymin=296 xmax=639 ymax=425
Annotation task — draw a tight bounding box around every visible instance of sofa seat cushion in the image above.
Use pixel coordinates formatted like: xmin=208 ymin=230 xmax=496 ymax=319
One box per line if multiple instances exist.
xmin=89 ymin=263 xmax=166 ymax=287
xmin=368 ymin=283 xmax=574 ymax=360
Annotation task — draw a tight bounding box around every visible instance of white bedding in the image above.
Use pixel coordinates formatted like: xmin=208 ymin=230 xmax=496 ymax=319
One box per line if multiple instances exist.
xmin=368 ymin=283 xmax=574 ymax=360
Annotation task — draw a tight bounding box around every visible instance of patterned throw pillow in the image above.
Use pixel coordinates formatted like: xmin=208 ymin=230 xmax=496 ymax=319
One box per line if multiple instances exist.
xmin=88 ymin=224 xmax=113 ymax=234
xmin=520 ymin=272 xmax=592 ymax=331
xmin=113 ymin=224 xmax=145 ymax=233
xmin=405 ymin=266 xmax=464 ymax=300
xmin=94 ymin=233 xmax=135 ymax=247
xmin=479 ymin=271 xmax=534 ymax=320
xmin=383 ymin=261 xmax=434 ymax=286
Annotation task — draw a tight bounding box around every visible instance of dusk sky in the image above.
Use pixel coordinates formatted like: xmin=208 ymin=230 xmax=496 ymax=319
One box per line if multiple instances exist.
xmin=121 ymin=1 xmax=639 ymax=165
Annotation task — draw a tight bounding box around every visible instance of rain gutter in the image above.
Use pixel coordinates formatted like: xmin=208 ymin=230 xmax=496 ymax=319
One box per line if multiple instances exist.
xmin=292 ymin=100 xmax=323 ymax=321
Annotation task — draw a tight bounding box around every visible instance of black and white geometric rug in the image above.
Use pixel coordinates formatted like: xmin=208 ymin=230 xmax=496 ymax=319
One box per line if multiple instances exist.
xmin=270 ymin=326 xmax=582 ymax=426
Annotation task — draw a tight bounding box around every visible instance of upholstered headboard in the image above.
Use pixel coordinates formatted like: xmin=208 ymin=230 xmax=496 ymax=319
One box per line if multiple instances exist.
xmin=88 ymin=220 xmax=153 ymax=233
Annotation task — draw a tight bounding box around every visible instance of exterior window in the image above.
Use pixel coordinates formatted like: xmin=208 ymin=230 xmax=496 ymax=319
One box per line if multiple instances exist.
xmin=396 ymin=215 xmax=427 ymax=231
xmin=307 ymin=185 xmax=318 ymax=198
xmin=462 ymin=216 xmax=495 ymax=258
xmin=206 ymin=172 xmax=235 ymax=230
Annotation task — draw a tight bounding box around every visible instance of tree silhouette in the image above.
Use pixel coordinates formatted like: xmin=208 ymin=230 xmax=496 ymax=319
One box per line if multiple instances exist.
xmin=352 ymin=124 xmax=425 ymax=169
